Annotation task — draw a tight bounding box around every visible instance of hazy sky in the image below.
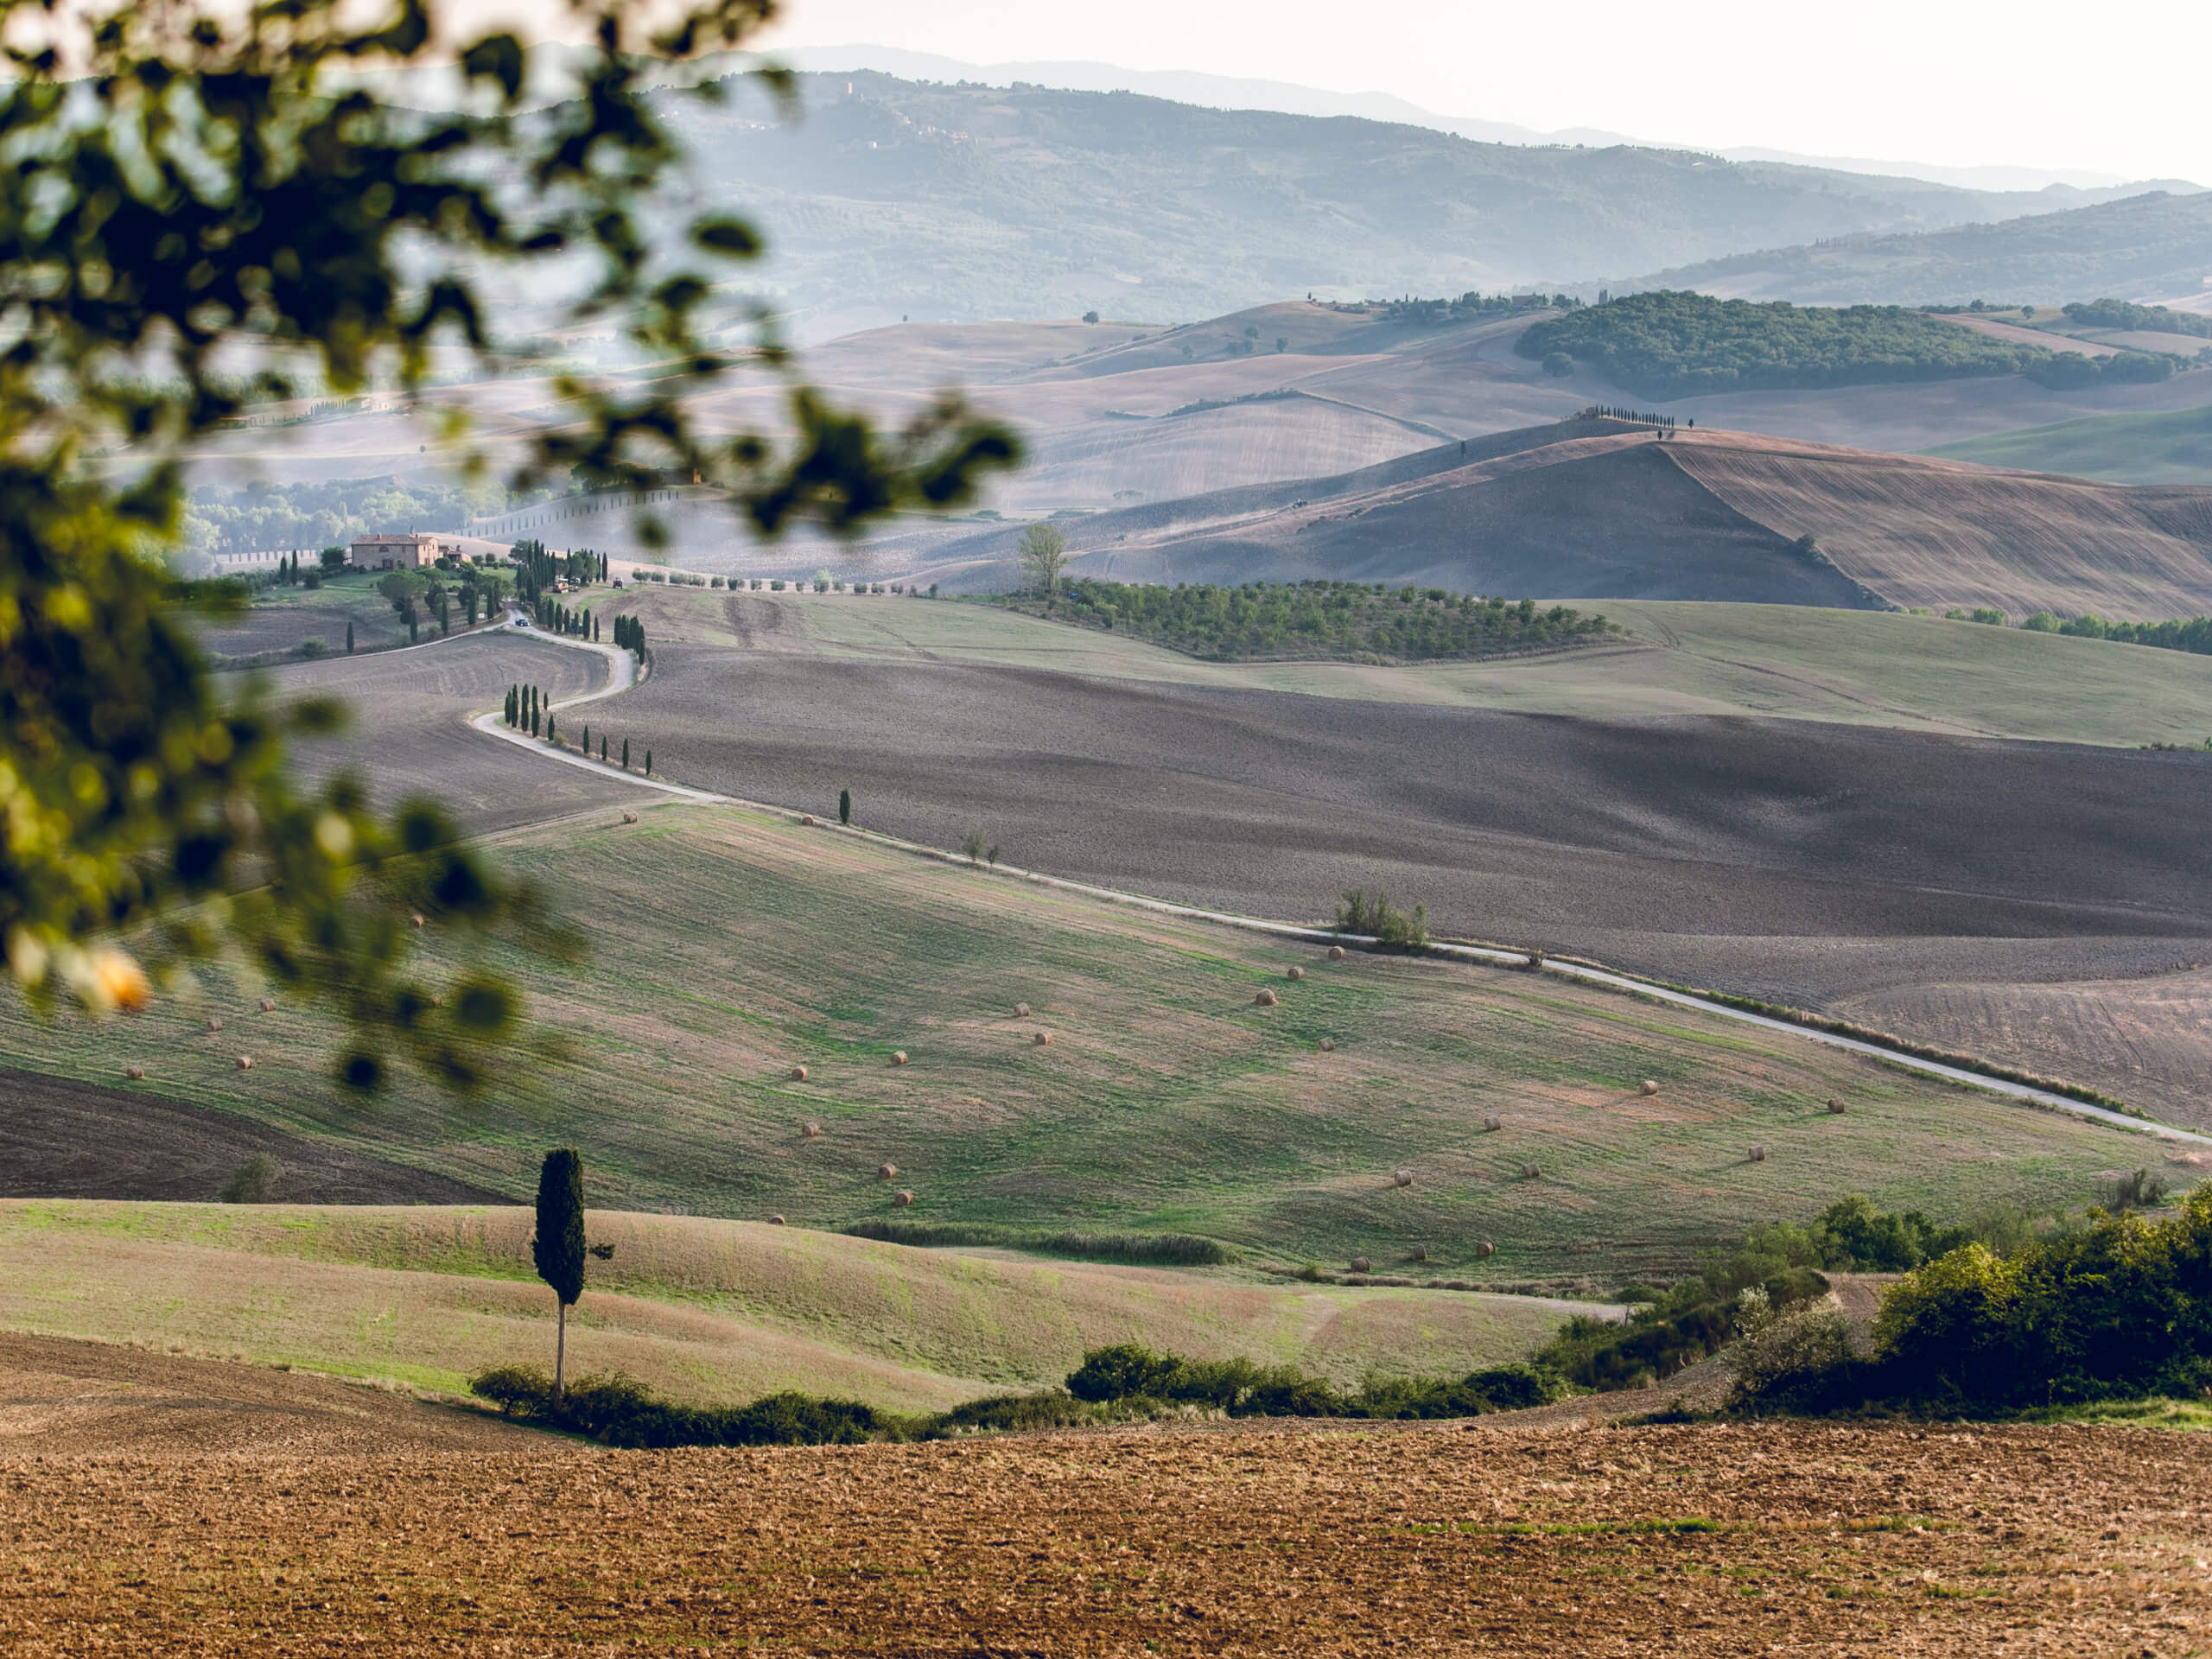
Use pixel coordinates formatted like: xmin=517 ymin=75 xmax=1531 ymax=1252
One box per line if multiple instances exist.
xmin=757 ymin=0 xmax=2209 ymax=184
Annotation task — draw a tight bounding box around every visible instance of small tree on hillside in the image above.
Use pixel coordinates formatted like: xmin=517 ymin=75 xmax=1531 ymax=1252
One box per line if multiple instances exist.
xmin=345 ymin=622 xmax=354 ymax=655
xmin=839 ymin=788 xmax=852 ymax=825
xmin=1019 ymin=524 xmax=1070 ymax=607
xmin=531 ymin=1149 xmax=587 ymax=1402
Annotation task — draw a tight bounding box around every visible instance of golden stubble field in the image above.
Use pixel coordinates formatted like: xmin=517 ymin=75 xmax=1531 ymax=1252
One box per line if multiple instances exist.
xmin=3 ymin=1336 xmax=2206 ymax=1657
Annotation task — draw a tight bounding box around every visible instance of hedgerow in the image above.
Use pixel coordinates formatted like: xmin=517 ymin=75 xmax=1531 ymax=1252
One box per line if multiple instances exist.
xmin=1001 ymin=579 xmax=1611 ymax=664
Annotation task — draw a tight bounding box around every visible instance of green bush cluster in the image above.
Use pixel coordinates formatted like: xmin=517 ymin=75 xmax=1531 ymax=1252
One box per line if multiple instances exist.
xmin=2061 ymin=298 xmax=2212 ymax=340
xmin=1535 ymin=1197 xmax=1971 ymax=1390
xmin=1332 ymin=888 xmax=1427 ymax=949
xmin=1516 ymin=290 xmax=2172 ymax=397
xmin=470 ymin=1366 xmax=891 ymax=1448
xmin=1020 ymin=579 xmax=1611 ymax=664
xmin=2023 ymin=350 xmax=2172 ymax=389
xmin=1738 ymin=1185 xmax=2212 ymax=1417
xmin=469 ymin=1344 xmax=1563 ymax=1449
xmin=1062 ymin=1344 xmax=1560 ymax=1418
xmin=2019 ymin=611 xmax=2212 ymax=658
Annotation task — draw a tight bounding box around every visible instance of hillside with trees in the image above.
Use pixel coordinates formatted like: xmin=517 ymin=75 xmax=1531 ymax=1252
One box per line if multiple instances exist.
xmin=1006 ymin=579 xmax=1613 ymax=662
xmin=667 ymin=73 xmax=2182 ymax=323
xmin=1632 ymin=189 xmax=2212 ymax=306
xmin=1516 ymin=291 xmax=2175 ymax=397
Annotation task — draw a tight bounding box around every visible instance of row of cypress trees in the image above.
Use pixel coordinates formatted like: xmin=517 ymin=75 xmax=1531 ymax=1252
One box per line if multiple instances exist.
xmin=612 ymin=613 xmax=645 ymax=657
xmin=505 ymin=683 xmax=547 ymax=734
xmin=537 ymin=598 xmax=599 ymax=640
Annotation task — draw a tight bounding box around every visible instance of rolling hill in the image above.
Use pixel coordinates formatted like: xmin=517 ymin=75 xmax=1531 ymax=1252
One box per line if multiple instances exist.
xmin=917 ymin=417 xmax=2212 ymax=621
xmin=1927 ymin=403 xmax=2212 ymax=485
xmin=1636 ymin=188 xmax=2212 ymax=307
xmin=0 ymin=1201 xmax=1587 ymax=1406
xmin=661 ymin=73 xmax=2202 ymax=324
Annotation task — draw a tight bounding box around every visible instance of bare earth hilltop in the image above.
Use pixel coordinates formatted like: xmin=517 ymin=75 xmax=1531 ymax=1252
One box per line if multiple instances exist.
xmin=2 ymin=1332 xmax=2205 ymax=1657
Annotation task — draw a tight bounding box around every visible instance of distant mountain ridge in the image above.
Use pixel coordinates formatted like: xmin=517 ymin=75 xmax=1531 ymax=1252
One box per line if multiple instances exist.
xmin=779 ymin=46 xmax=2182 ymax=198
xmin=663 ymin=72 xmax=2206 ymax=325
xmin=1633 ymin=191 xmax=2212 ymax=306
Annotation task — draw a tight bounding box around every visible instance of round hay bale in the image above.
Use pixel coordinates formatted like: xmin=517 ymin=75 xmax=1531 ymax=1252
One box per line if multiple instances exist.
xmin=1033 ymin=1031 xmax=1052 ymax=1046
xmin=1747 ymin=1145 xmax=1767 ymax=1164
xmin=1254 ymin=988 xmax=1278 ymax=1007
xmin=1348 ymin=1256 xmax=1371 ymax=1274
xmin=207 ymin=1017 xmax=222 ymax=1033
xmin=769 ymin=1214 xmax=786 ymax=1225
xmin=878 ymin=1163 xmax=898 ymax=1181
xmin=620 ymin=811 xmax=639 ymax=824
xmin=410 ymin=913 xmax=425 ymax=929
xmin=1287 ymin=965 xmax=1305 ymax=981
xmin=1014 ymin=1001 xmax=1031 ymax=1018
xmin=1407 ymin=1245 xmax=1428 ymax=1262
xmin=125 ymin=1066 xmax=144 ymax=1082
xmin=803 ymin=1122 xmax=821 ymax=1139
xmin=1484 ymin=1115 xmax=1503 ymax=1132
xmin=800 ymin=814 xmax=816 ymax=826
xmin=236 ymin=1056 xmax=254 ymax=1071
xmin=1326 ymin=944 xmax=1346 ymax=961
xmin=895 ymin=1189 xmax=914 ymax=1206
xmin=1392 ymin=1168 xmax=1414 ymax=1188
xmin=1827 ymin=1097 xmax=1846 ymax=1115
xmin=890 ymin=1050 xmax=908 ymax=1066
xmin=1639 ymin=1079 xmax=1660 ymax=1096
xmin=1518 ymin=1163 xmax=1539 ymax=1180
xmin=790 ymin=1065 xmax=810 ymax=1083
xmin=258 ymin=998 xmax=276 ymax=1014
xmin=1477 ymin=1240 xmax=1497 ymax=1259
xmin=1318 ymin=1037 xmax=1336 ymax=1052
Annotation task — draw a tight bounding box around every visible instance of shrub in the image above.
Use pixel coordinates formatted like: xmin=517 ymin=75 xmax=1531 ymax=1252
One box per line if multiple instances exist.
xmin=1065 ymin=1344 xmax=1183 ymax=1403
xmin=219 ymin=1152 xmax=283 ymax=1204
xmin=1333 ymin=888 xmax=1427 ymax=949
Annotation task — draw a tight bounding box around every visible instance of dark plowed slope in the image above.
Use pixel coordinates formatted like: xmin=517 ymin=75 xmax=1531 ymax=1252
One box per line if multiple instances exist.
xmin=0 ymin=1070 xmax=509 ymax=1204
xmin=619 ymin=650 xmax=2212 ymax=1008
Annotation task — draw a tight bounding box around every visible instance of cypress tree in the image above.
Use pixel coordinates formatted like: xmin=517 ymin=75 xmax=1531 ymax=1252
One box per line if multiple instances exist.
xmin=593 ymin=614 xmax=600 ymax=642
xmin=547 ymin=715 xmax=556 ymax=744
xmin=644 ymin=749 xmax=652 ymax=776
xmin=346 ymin=621 xmax=354 ymax=655
xmin=581 ymin=724 xmax=588 ymax=754
xmin=839 ymin=788 xmax=851 ymax=825
xmin=600 ymin=735 xmax=607 ymax=761
xmin=531 ymin=705 xmax=539 ymax=736
xmin=621 ymin=738 xmax=629 ymax=769
xmin=408 ymin=615 xmax=417 ymax=644
xmin=531 ymin=1149 xmax=588 ymax=1402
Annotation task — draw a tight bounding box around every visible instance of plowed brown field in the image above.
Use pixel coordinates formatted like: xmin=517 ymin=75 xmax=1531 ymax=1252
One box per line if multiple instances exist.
xmin=3 ymin=1334 xmax=2208 ymax=1656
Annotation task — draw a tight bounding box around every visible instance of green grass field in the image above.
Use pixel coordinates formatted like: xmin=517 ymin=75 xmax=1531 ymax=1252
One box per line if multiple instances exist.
xmin=3 ymin=803 xmax=2164 ymax=1290
xmin=671 ymin=586 xmax=2212 ymax=747
xmin=1927 ymin=404 xmax=2212 ymax=487
xmin=0 ymin=1200 xmax=1586 ymax=1407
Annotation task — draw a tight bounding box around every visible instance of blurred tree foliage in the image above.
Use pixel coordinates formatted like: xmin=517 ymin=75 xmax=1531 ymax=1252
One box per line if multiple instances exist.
xmin=0 ymin=0 xmax=1016 ymax=1086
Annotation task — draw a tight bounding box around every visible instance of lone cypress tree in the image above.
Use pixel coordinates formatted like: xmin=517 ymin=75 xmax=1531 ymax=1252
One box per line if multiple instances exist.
xmin=581 ymin=724 xmax=589 ymax=755
xmin=644 ymin=749 xmax=652 ymax=776
xmin=346 ymin=621 xmax=354 ymax=655
xmin=531 ymin=1149 xmax=588 ymax=1402
xmin=839 ymin=788 xmax=851 ymax=825
xmin=600 ymin=735 xmax=607 ymax=761
xmin=621 ymin=737 xmax=629 ymax=769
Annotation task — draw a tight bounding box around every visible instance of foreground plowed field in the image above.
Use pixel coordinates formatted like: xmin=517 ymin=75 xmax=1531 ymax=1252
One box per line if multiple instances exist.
xmin=2 ymin=1337 xmax=2203 ymax=1657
